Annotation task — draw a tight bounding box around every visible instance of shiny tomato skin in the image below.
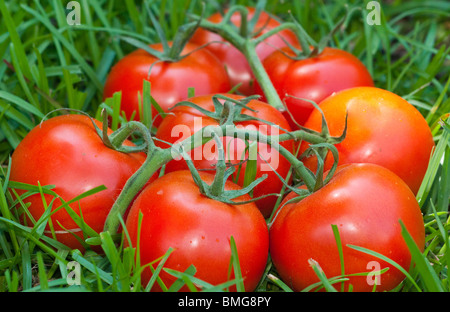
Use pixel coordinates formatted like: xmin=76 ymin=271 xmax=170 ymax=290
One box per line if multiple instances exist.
xmin=191 ymin=8 xmax=298 ymax=95
xmin=255 ymin=46 xmax=374 ymax=128
xmin=269 ymin=163 xmax=425 ymax=292
xmin=301 ymin=86 xmax=435 ymax=194
xmin=155 ymin=93 xmax=294 ymax=218
xmin=125 ymin=170 xmax=269 ymax=292
xmin=103 ymin=42 xmax=231 ymax=127
xmin=9 ymin=115 xmax=152 ymax=250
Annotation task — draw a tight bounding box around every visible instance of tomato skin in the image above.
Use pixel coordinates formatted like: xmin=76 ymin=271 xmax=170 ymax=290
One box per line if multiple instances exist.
xmin=269 ymin=163 xmax=425 ymax=292
xmin=155 ymin=93 xmax=294 ymax=218
xmin=125 ymin=170 xmax=269 ymax=292
xmin=103 ymin=42 xmax=231 ymax=127
xmin=254 ymin=46 xmax=374 ymax=128
xmin=9 ymin=115 xmax=152 ymax=250
xmin=301 ymin=86 xmax=435 ymax=194
xmin=191 ymin=8 xmax=298 ymax=95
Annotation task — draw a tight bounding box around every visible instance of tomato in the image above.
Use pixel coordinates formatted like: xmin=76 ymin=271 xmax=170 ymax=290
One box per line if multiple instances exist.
xmin=9 ymin=115 xmax=152 ymax=250
xmin=254 ymin=46 xmax=374 ymax=128
xmin=269 ymin=163 xmax=425 ymax=292
xmin=300 ymin=86 xmax=435 ymax=194
xmin=155 ymin=93 xmax=294 ymax=218
xmin=103 ymin=42 xmax=231 ymax=127
xmin=191 ymin=7 xmax=298 ymax=95
xmin=125 ymin=170 xmax=269 ymax=292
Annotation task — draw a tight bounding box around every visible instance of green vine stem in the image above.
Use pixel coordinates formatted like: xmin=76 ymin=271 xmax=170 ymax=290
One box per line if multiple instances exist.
xmin=102 ymin=117 xmax=339 ymax=235
xmin=189 ymin=5 xmax=358 ymax=111
xmin=190 ymin=15 xmax=286 ymax=111
xmin=101 ymin=6 xmax=351 ymax=236
xmin=188 ymin=8 xmax=316 ymax=111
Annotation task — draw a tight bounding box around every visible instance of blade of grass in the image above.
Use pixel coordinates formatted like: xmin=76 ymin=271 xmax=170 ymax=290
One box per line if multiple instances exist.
xmin=21 ymin=2 xmax=103 ymax=91
xmin=266 ymin=273 xmax=294 ymax=292
xmin=81 ymin=0 xmax=101 ymax=68
xmin=87 ymin=0 xmax=124 ymax=60
xmin=71 ymin=249 xmax=113 ymax=285
xmin=429 ymin=200 xmax=450 ymax=287
xmin=229 ymin=236 xmax=245 ymax=292
xmin=9 ymin=43 xmax=39 ymax=109
xmin=166 ymin=264 xmax=197 ymax=292
xmin=144 ymin=247 xmax=175 ymax=292
xmin=0 ymin=93 xmax=43 ymax=127
xmin=125 ymin=0 xmax=144 ymax=34
xmin=347 ymin=243 xmax=422 ymax=292
xmin=416 ymin=117 xmax=449 ymax=208
xmin=4 ymin=269 xmax=19 ymax=292
xmin=0 ymin=0 xmax=33 ymax=80
xmin=20 ymin=238 xmax=32 ymax=290
xmin=399 ymin=220 xmax=445 ymax=292
xmin=331 ymin=224 xmax=346 ymax=292
xmin=307 ymin=259 xmax=338 ymax=292
xmin=36 ymin=251 xmax=49 ymax=291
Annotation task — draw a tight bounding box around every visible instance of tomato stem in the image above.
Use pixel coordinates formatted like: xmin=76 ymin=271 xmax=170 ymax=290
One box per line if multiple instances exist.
xmin=242 ymin=39 xmax=285 ymax=111
xmin=209 ymin=133 xmax=228 ymax=197
xmin=192 ymin=13 xmax=284 ymax=111
xmin=102 ymin=121 xmax=159 ymax=234
xmin=102 ymin=111 xmax=341 ymax=235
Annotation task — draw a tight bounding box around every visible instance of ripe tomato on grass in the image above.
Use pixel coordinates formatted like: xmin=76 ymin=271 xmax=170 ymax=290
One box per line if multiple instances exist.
xmin=155 ymin=93 xmax=294 ymax=218
xmin=125 ymin=170 xmax=269 ymax=292
xmin=9 ymin=114 xmax=153 ymax=250
xmin=103 ymin=42 xmax=231 ymax=127
xmin=254 ymin=45 xmax=374 ymax=128
xmin=269 ymin=163 xmax=425 ymax=292
xmin=300 ymin=86 xmax=435 ymax=194
xmin=191 ymin=7 xmax=298 ymax=95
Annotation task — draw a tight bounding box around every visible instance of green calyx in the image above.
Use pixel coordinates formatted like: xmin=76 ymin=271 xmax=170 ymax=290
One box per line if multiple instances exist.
xmin=95 ymin=0 xmax=355 ymax=233
xmin=99 ymin=93 xmax=346 ymax=235
xmin=171 ymin=94 xmax=292 ymax=132
xmin=176 ymin=132 xmax=276 ymax=206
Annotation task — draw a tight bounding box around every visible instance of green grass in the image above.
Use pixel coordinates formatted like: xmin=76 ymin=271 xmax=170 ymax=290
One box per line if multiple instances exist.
xmin=0 ymin=0 xmax=449 ymax=292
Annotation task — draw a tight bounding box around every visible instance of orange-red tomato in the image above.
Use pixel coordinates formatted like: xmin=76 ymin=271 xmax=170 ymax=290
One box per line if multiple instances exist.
xmin=269 ymin=163 xmax=425 ymax=292
xmin=254 ymin=46 xmax=374 ymax=128
xmin=9 ymin=115 xmax=152 ymax=250
xmin=191 ymin=7 xmax=298 ymax=95
xmin=155 ymin=93 xmax=294 ymax=218
xmin=103 ymin=42 xmax=231 ymax=127
xmin=125 ymin=170 xmax=269 ymax=292
xmin=301 ymin=86 xmax=435 ymax=194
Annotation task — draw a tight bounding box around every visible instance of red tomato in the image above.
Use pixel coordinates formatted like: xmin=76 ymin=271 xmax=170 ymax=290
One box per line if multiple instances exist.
xmin=103 ymin=42 xmax=231 ymax=127
xmin=9 ymin=115 xmax=153 ymax=250
xmin=269 ymin=163 xmax=425 ymax=292
xmin=155 ymin=93 xmax=294 ymax=218
xmin=191 ymin=7 xmax=298 ymax=95
xmin=300 ymin=86 xmax=435 ymax=194
xmin=125 ymin=170 xmax=269 ymax=291
xmin=254 ymin=46 xmax=374 ymax=128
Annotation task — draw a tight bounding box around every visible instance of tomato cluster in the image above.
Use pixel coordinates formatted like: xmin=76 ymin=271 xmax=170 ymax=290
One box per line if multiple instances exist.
xmin=9 ymin=6 xmax=435 ymax=292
